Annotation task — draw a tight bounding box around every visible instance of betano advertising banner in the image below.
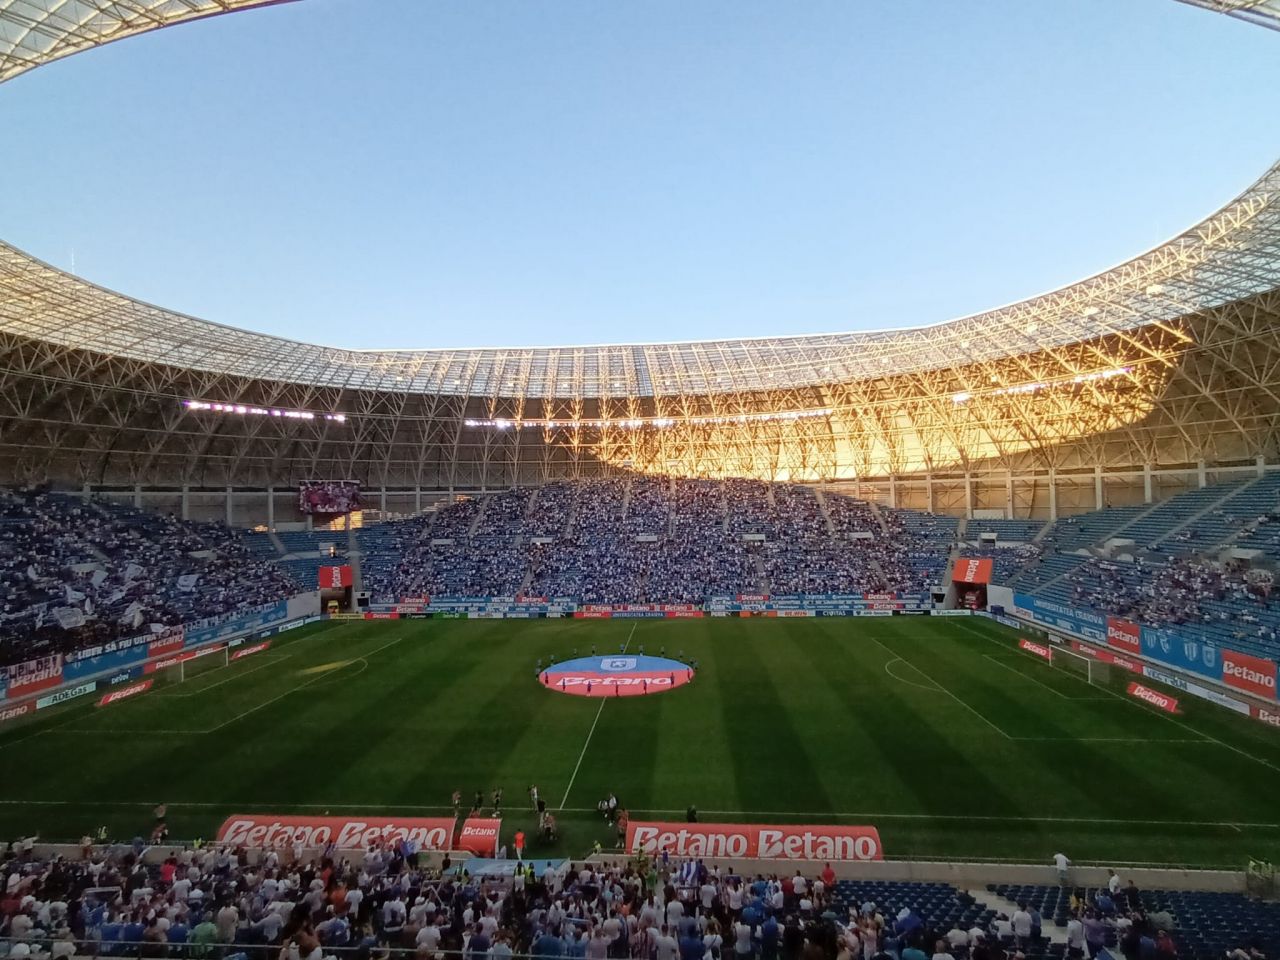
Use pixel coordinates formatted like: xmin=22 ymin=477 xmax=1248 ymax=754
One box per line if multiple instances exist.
xmin=5 ymin=654 xmax=64 ymax=699
xmin=1014 ymin=592 xmax=1279 ymax=702
xmin=1140 ymin=665 xmax=1250 ymax=716
xmin=953 ymin=557 xmax=994 ymax=585
xmin=1126 ymin=681 xmax=1179 ymax=714
xmin=1018 ymin=638 xmax=1054 ymax=662
xmin=1070 ymin=640 xmax=1142 ymax=674
xmin=456 ymin=818 xmax=502 ymax=856
xmin=216 ymin=814 xmax=456 ymax=850
xmin=1106 ymin=617 xmax=1141 ymax=655
xmin=625 ymin=821 xmax=883 ymax=861
xmin=1221 ymin=648 xmax=1278 ymax=702
xmin=97 ymin=679 xmax=153 ymax=707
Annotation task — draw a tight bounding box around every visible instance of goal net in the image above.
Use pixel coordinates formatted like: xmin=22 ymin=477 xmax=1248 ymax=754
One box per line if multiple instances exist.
xmin=1051 ymin=645 xmax=1110 ymax=686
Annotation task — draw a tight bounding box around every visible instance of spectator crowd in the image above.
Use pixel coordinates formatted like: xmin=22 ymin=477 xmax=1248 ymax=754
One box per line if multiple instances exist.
xmin=361 ymin=480 xmax=949 ymax=606
xmin=14 ymin=837 xmax=1271 ymax=960
xmin=0 ymin=490 xmax=298 ymax=670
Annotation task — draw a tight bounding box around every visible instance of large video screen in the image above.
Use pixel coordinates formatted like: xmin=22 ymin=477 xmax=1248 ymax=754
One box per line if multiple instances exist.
xmin=298 ymin=480 xmax=361 ymax=515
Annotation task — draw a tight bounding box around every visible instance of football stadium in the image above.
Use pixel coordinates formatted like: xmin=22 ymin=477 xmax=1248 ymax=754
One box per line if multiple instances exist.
xmin=4 ymin=0 xmax=1280 ymax=957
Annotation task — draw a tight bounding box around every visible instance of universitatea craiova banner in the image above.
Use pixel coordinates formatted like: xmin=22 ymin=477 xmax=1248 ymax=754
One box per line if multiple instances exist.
xmin=625 ymin=822 xmax=882 ymax=861
xmin=216 ymin=815 xmax=455 ymax=850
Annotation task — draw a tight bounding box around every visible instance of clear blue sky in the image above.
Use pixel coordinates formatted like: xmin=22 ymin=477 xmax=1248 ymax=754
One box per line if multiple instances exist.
xmin=2 ymin=0 xmax=1278 ymax=349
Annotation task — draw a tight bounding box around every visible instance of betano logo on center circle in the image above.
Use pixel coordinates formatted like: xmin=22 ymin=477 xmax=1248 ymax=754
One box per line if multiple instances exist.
xmin=540 ymin=655 xmax=694 ymax=698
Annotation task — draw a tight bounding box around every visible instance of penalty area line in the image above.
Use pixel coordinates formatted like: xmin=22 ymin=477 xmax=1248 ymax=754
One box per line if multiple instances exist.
xmin=558 ymin=622 xmax=637 ymax=810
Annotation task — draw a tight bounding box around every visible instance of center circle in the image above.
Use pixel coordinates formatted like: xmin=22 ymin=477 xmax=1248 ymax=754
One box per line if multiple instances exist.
xmin=539 ymin=655 xmax=695 ymax=698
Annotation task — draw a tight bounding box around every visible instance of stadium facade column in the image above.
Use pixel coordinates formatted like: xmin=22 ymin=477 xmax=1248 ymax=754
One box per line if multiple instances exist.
xmin=133 ymin=485 xmax=142 ymax=508
xmin=1257 ymin=455 xmax=1267 ymax=479
xmin=226 ymin=486 xmax=233 ymax=526
xmin=381 ymin=487 xmax=388 ymax=514
xmin=415 ymin=487 xmax=422 ymax=513
xmin=181 ymin=485 xmax=189 ymax=521
xmin=1005 ymin=471 xmax=1014 ymax=518
xmin=926 ymin=476 xmax=934 ymax=513
xmin=1143 ymin=464 xmax=1153 ymax=504
xmin=1197 ymin=460 xmax=1207 ymax=489
xmin=964 ymin=473 xmax=973 ymax=518
xmin=267 ymin=486 xmax=274 ymax=530
xmin=1094 ymin=465 xmax=1104 ymax=510
xmin=1048 ymin=470 xmax=1058 ymax=521
xmin=888 ymin=475 xmax=897 ymax=508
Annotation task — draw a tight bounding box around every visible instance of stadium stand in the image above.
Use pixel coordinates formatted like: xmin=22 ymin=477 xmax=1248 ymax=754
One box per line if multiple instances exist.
xmin=965 ymin=519 xmax=1043 ymax=542
xmin=0 ymin=490 xmax=298 ymax=668
xmin=358 ymin=479 xmax=956 ymax=604
xmin=991 ymin=882 xmax=1280 ymax=960
xmin=3 ymin=842 xmax=1271 ymax=960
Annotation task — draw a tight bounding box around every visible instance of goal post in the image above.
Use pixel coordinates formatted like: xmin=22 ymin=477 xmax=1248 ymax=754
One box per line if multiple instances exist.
xmin=1050 ymin=644 xmax=1110 ymax=686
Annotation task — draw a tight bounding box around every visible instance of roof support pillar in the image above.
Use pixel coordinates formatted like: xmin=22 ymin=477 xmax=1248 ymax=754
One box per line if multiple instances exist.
xmin=1048 ymin=470 xmax=1058 ymax=522
xmin=1094 ymin=465 xmax=1104 ymax=511
xmin=1143 ymin=464 xmax=1153 ymax=504
xmin=267 ymin=485 xmax=274 ymax=530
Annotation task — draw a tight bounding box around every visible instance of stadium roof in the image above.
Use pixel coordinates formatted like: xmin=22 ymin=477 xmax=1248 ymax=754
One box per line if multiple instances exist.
xmin=1 ymin=0 xmax=1279 ymax=401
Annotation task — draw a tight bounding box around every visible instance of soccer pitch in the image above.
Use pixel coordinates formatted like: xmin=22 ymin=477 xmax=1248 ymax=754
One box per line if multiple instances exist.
xmin=3 ymin=616 xmax=1278 ymax=869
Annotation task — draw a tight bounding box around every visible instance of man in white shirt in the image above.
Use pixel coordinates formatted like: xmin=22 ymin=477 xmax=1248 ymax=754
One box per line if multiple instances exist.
xmin=1011 ymin=905 xmax=1032 ymax=946
xmin=655 ymin=925 xmax=679 ymax=960
xmin=946 ymin=927 xmax=969 ymax=951
xmin=1052 ymin=852 xmax=1070 ymax=886
xmin=1107 ymin=870 xmax=1122 ymax=897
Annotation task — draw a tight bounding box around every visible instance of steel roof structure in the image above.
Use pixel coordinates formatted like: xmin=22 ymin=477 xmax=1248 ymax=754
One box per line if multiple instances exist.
xmin=1 ymin=0 xmax=1279 ymax=492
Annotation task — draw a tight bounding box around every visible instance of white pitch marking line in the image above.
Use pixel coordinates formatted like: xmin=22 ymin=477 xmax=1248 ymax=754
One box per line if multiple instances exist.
xmin=883 ymin=656 xmax=942 ymax=692
xmin=958 ymin=621 xmax=1264 ymax=760
xmin=866 ymin=634 xmax=1014 ymax=740
xmin=2 ymin=798 xmax=1276 ymax=832
xmin=981 ymin=653 xmax=1110 ymax=702
xmin=207 ymin=635 xmax=403 ymax=732
xmin=152 ymin=654 xmax=292 ymax=698
xmin=559 ymin=622 xmax=637 ymax=810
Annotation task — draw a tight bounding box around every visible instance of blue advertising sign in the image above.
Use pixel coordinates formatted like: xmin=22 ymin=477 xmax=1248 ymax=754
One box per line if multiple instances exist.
xmin=62 ymin=645 xmax=147 ymax=682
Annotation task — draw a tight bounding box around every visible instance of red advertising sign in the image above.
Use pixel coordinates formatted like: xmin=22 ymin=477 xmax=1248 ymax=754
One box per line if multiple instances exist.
xmin=1253 ymin=704 xmax=1280 ymax=728
xmin=0 ymin=701 xmax=33 ymax=723
xmin=363 ymin=611 xmax=400 ymax=620
xmin=97 ymin=680 xmax=153 ymax=707
xmin=145 ymin=644 xmax=225 ymax=674
xmin=1106 ymin=617 xmax=1141 ymax=655
xmin=1222 ymin=649 xmax=1278 ymax=702
xmin=953 ymin=558 xmax=994 ymax=585
xmin=6 ymin=654 xmax=64 ymax=697
xmin=1127 ymin=682 xmax=1179 ymax=713
xmin=1070 ymin=640 xmax=1141 ymax=674
xmin=456 ymin=818 xmax=501 ymax=856
xmin=625 ymin=822 xmax=882 ymax=861
xmin=230 ymin=641 xmax=272 ymax=661
xmin=1018 ymin=638 xmax=1054 ymax=662
xmin=216 ymin=814 xmax=456 ymax=850
xmin=320 ymin=565 xmax=353 ymax=590
xmin=147 ymin=627 xmax=185 ymax=659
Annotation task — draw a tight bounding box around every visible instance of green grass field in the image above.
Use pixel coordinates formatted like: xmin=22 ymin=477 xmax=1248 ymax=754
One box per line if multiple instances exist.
xmin=3 ymin=616 xmax=1278 ymax=869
